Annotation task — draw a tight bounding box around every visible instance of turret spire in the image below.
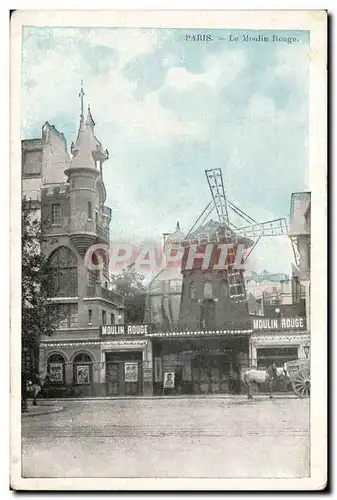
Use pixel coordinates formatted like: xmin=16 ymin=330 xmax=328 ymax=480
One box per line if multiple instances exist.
xmin=79 ymin=80 xmax=85 ymax=121
xmin=71 ymin=82 xmax=109 ymax=164
xmin=85 ymin=103 xmax=96 ymax=128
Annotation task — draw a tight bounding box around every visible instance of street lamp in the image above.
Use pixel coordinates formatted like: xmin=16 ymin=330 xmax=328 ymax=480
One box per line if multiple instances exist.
xmin=303 ymin=343 xmax=310 ymax=359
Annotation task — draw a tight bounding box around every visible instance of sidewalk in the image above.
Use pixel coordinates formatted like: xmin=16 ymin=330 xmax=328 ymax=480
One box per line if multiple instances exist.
xmin=36 ymin=393 xmax=298 ymax=403
xmin=22 ymin=403 xmax=64 ymax=417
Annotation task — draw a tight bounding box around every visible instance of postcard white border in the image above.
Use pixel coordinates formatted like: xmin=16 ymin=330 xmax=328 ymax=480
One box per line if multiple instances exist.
xmin=10 ymin=9 xmax=327 ymax=491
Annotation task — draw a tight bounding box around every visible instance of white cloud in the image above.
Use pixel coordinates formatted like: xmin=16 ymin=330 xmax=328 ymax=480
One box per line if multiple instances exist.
xmin=163 ymin=49 xmax=246 ymax=92
xmin=273 ymin=43 xmax=309 ymax=88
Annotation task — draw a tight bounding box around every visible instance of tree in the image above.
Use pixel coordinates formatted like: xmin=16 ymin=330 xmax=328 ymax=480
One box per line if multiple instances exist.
xmin=21 ymin=198 xmax=61 ymax=371
xmin=110 ymin=268 xmax=147 ymax=323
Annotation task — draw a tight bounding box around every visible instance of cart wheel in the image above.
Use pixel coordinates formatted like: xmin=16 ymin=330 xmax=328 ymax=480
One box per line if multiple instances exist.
xmin=292 ymin=367 xmax=310 ymax=398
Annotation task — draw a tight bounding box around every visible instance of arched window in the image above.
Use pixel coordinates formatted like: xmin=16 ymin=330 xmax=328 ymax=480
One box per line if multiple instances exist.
xmin=73 ymin=353 xmax=93 ymax=385
xmin=220 ymin=280 xmax=229 ymax=297
xmin=47 ymin=353 xmax=66 ymax=385
xmin=49 ymin=246 xmax=78 ymax=297
xmin=203 ymin=280 xmax=213 ymax=299
xmin=189 ymin=281 xmax=197 ymax=299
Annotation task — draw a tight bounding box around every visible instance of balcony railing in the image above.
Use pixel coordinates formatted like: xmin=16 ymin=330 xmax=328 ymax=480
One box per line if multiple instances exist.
xmin=102 ymin=205 xmax=112 ymax=219
xmin=86 ymin=285 xmax=124 ymax=305
xmin=96 ymin=224 xmax=110 ymax=242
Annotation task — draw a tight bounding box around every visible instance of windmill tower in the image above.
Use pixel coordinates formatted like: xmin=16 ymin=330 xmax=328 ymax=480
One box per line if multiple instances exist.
xmin=177 ymin=168 xmax=288 ymax=331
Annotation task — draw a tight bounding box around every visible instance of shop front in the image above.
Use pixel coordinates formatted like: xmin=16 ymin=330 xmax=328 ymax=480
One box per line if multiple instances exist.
xmin=150 ymin=329 xmax=251 ymax=395
xmin=249 ymin=315 xmax=310 ymax=393
xmin=250 ymin=315 xmax=309 ymax=365
xmin=39 ymin=324 xmax=154 ymax=397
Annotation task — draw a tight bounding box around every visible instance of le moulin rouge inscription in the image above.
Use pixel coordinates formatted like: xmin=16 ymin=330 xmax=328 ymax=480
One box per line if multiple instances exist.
xmin=252 ymin=317 xmax=306 ymax=331
xmin=100 ymin=324 xmax=149 ymax=336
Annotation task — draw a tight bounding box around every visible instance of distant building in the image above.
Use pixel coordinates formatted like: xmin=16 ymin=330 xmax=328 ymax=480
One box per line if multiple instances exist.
xmin=288 ymin=192 xmax=311 ymax=334
xmin=246 ymin=270 xmax=293 ymax=310
xmin=249 ymin=193 xmax=311 ymax=369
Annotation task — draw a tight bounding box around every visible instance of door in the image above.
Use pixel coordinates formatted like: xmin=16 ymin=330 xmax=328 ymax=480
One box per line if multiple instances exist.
xmin=192 ymin=357 xmax=231 ymax=394
xmin=106 ymin=363 xmax=119 ymax=396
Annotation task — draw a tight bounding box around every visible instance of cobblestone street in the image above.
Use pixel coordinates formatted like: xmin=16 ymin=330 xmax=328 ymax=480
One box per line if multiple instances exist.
xmin=22 ymin=397 xmax=309 ymax=478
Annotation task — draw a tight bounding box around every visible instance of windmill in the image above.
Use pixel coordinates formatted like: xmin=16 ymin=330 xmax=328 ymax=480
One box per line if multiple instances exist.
xmin=178 ymin=168 xmax=289 ymax=303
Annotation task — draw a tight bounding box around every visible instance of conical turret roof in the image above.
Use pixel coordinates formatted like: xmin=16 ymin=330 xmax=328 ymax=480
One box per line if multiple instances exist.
xmin=69 ymin=126 xmax=97 ymax=171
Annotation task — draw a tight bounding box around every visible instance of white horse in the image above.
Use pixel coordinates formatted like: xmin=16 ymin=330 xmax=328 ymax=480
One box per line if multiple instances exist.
xmin=242 ymin=364 xmax=280 ymax=399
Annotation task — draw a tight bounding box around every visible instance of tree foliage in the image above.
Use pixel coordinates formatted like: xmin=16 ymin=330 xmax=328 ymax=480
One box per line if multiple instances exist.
xmin=111 ymin=268 xmax=147 ymax=323
xmin=22 ymin=198 xmax=60 ymax=349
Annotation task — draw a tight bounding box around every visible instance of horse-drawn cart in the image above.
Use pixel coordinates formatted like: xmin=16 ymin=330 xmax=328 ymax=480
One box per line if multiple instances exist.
xmin=285 ymin=359 xmax=310 ymax=398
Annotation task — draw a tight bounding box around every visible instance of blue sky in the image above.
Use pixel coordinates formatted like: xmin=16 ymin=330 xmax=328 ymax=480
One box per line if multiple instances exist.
xmin=21 ymin=27 xmax=309 ymax=274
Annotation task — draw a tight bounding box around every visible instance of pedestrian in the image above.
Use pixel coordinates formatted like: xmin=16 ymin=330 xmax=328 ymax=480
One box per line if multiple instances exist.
xmin=235 ymin=365 xmax=241 ymax=394
xmin=21 ymin=372 xmax=28 ymax=412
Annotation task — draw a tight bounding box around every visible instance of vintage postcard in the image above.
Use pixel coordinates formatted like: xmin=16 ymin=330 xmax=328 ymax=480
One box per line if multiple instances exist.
xmin=10 ymin=10 xmax=327 ymax=490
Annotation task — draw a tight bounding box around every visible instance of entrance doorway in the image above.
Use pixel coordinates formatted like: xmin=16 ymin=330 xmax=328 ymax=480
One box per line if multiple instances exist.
xmin=105 ymin=351 xmax=142 ymax=396
xmin=192 ymin=355 xmax=232 ymax=394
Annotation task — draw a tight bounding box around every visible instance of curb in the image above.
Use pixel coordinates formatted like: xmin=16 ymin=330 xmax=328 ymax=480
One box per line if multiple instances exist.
xmin=22 ymin=406 xmax=64 ymax=417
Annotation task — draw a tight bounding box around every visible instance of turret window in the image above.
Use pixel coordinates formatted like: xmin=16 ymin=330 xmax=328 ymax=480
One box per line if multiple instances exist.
xmin=88 ymin=201 xmax=92 ymax=220
xmin=56 ymin=304 xmax=78 ymax=328
xmin=49 ymin=246 xmax=78 ymax=297
xmin=52 ymin=204 xmax=61 ymax=224
xmin=102 ymin=310 xmax=106 ymax=325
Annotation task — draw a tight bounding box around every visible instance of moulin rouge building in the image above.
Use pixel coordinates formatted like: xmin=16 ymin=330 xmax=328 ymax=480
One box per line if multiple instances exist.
xmin=22 ymin=87 xmax=309 ymax=398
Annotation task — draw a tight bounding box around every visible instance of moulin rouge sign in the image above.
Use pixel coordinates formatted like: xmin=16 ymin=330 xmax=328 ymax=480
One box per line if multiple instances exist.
xmin=100 ymin=324 xmax=150 ymax=337
xmin=252 ymin=317 xmax=306 ymax=331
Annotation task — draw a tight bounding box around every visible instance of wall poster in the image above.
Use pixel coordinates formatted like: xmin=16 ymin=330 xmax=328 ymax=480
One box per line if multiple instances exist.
xmin=49 ymin=363 xmax=63 ymax=383
xmin=163 ymin=371 xmax=175 ymax=388
xmin=125 ymin=362 xmax=138 ymax=383
xmin=76 ymin=365 xmax=90 ymax=385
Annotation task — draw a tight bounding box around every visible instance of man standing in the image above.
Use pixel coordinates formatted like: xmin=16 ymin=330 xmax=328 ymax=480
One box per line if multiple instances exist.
xmin=21 ymin=372 xmax=28 ymax=412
